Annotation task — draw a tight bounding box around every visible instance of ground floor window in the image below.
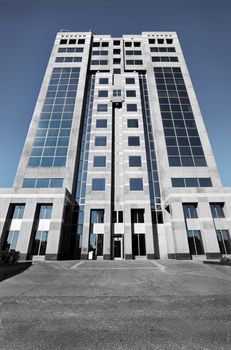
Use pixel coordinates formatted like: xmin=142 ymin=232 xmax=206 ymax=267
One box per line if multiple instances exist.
xmin=132 ymin=234 xmax=146 ymax=256
xmin=4 ymin=230 xmax=19 ymax=251
xmin=187 ymin=230 xmax=204 ymax=255
xmin=89 ymin=234 xmax=103 ymax=257
xmin=32 ymin=231 xmax=48 ymax=256
xmin=216 ymin=230 xmax=231 ymax=254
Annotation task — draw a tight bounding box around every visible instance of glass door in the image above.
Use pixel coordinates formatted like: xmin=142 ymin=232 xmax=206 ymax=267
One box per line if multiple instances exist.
xmin=114 ymin=236 xmax=123 ymax=259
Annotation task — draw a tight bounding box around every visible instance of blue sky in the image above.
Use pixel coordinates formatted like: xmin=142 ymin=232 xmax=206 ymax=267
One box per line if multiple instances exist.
xmin=0 ymin=0 xmax=230 ymax=187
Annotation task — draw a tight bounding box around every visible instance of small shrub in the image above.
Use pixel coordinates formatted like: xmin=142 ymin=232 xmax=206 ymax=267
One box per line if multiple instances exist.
xmin=220 ymin=256 xmax=231 ymax=265
xmin=0 ymin=249 xmax=20 ymax=264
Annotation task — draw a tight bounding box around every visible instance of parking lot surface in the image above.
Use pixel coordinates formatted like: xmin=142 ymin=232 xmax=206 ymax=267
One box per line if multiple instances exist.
xmin=0 ymin=260 xmax=231 ymax=349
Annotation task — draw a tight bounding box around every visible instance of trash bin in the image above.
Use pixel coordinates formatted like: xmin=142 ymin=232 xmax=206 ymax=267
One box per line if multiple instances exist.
xmin=88 ymin=251 xmax=93 ymax=260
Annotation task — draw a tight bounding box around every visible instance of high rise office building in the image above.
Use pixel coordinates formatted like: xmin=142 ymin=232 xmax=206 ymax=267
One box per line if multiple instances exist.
xmin=0 ymin=31 xmax=231 ymax=261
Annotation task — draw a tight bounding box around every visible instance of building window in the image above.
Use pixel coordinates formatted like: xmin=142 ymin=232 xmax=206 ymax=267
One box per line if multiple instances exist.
xmin=78 ymin=39 xmax=85 ymax=44
xmin=127 ymin=119 xmax=139 ymax=128
xmin=131 ymin=209 xmax=145 ymax=223
xmin=130 ymin=178 xmax=143 ymax=191
xmin=113 ymin=69 xmax=121 ymax=74
xmin=113 ymin=40 xmax=120 ymax=46
xmin=38 ymin=204 xmax=52 ymax=219
xmin=28 ymin=67 xmax=80 ymax=168
xmin=12 ymin=205 xmax=25 ymax=219
xmin=128 ymin=136 xmax=140 ymax=146
xmin=99 ymin=78 xmax=109 ymax=84
xmin=60 ymin=39 xmax=67 ymax=44
xmin=90 ymin=209 xmax=104 ymax=223
xmin=98 ymin=90 xmax=108 ymax=97
xmin=93 ymin=156 xmax=106 ymax=167
xmin=126 ymin=90 xmax=136 ymax=97
xmin=96 ymin=119 xmax=107 ymax=128
xmin=210 ymin=203 xmax=225 ymax=218
xmin=23 ymin=178 xmax=63 ymax=188
xmin=187 ymin=230 xmax=204 ymax=255
xmin=183 ymin=203 xmax=198 ymax=219
xmin=32 ymin=231 xmax=48 ymax=256
xmin=112 ymin=211 xmax=124 ymax=223
xmin=92 ymin=178 xmax=105 ymax=191
xmin=132 ymin=234 xmax=146 ymax=256
xmin=97 ymin=104 xmax=108 ymax=112
xmin=154 ymin=67 xmax=207 ymax=168
xmin=129 ymin=156 xmax=141 ymax=167
xmin=113 ymin=48 xmax=120 ymax=54
xmin=127 ymin=104 xmax=137 ymax=112
xmin=113 ymin=58 xmax=121 ymax=64
xmin=171 ymin=177 xmax=212 ymax=188
xmin=198 ymin=178 xmax=212 ymax=187
xmin=4 ymin=230 xmax=19 ymax=251
xmin=95 ymin=136 xmax=107 ymax=146
xmin=216 ymin=230 xmax=231 ymax=254
xmin=126 ymin=78 xmax=135 ymax=84
xmin=171 ymin=178 xmax=185 ymax=187
xmin=113 ymin=90 xmax=121 ymax=97
xmin=118 ymin=211 xmax=123 ymax=223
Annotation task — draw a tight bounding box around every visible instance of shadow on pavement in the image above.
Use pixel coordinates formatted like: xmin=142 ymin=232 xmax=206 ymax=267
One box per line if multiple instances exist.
xmin=0 ymin=262 xmax=32 ymax=282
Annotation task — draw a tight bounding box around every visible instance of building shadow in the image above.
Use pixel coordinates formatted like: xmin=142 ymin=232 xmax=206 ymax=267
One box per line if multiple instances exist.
xmin=0 ymin=262 xmax=32 ymax=282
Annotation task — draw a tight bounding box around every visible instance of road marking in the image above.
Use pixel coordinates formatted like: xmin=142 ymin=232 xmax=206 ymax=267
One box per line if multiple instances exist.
xmin=48 ymin=264 xmax=63 ymax=270
xmin=45 ymin=262 xmax=69 ymax=270
xmin=149 ymin=260 xmax=167 ymax=272
xmin=70 ymin=261 xmax=85 ymax=269
xmin=72 ymin=267 xmax=161 ymax=270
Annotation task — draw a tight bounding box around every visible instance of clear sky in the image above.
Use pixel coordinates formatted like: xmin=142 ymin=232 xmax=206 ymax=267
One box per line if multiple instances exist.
xmin=0 ymin=0 xmax=230 ymax=187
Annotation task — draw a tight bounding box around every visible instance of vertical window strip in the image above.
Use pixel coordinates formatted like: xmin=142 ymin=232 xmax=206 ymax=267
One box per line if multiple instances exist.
xmin=76 ymin=74 xmax=96 ymax=238
xmin=28 ymin=67 xmax=80 ymax=168
xmin=139 ymin=74 xmax=162 ymax=214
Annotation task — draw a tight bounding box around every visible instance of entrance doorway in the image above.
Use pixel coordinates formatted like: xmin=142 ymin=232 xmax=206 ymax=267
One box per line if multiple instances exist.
xmin=132 ymin=233 xmax=146 ymax=256
xmin=89 ymin=234 xmax=104 ymax=259
xmin=114 ymin=236 xmax=123 ymax=259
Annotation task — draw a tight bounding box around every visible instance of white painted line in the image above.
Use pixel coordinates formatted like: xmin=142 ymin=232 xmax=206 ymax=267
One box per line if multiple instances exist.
xmin=70 ymin=261 xmax=85 ymax=269
xmin=72 ymin=267 xmax=160 ymax=270
xmin=149 ymin=260 xmax=167 ymax=272
xmin=45 ymin=261 xmax=68 ymax=270
xmin=48 ymin=264 xmax=63 ymax=270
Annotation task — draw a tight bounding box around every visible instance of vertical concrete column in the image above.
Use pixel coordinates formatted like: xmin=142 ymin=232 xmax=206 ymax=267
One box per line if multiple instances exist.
xmin=45 ymin=197 xmax=65 ymax=260
xmin=103 ymin=208 xmax=111 ymax=259
xmin=198 ymin=201 xmax=220 ymax=258
xmin=124 ymin=203 xmax=132 ymax=259
xmin=170 ymin=201 xmax=190 ymax=259
xmin=145 ymin=208 xmax=155 ymax=259
xmin=81 ymin=208 xmax=90 ymax=259
xmin=16 ymin=199 xmax=37 ymax=260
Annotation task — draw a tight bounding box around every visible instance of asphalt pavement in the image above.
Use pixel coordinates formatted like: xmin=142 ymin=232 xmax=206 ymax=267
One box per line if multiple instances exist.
xmin=0 ymin=259 xmax=231 ymax=349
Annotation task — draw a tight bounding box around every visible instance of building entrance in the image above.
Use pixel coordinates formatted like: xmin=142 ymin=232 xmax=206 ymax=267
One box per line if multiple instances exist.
xmin=114 ymin=236 xmax=123 ymax=259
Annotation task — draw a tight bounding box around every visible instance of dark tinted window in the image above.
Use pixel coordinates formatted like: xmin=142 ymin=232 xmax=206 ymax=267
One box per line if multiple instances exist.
xmin=127 ymin=104 xmax=137 ymax=112
xmin=98 ymin=90 xmax=108 ymax=97
xmin=92 ymin=178 xmax=105 ymax=191
xmin=130 ymin=178 xmax=143 ymax=191
xmin=99 ymin=78 xmax=109 ymax=84
xmin=128 ymin=136 xmax=140 ymax=146
xmin=95 ymin=136 xmax=107 ymax=146
xmin=96 ymin=119 xmax=107 ymax=128
xmin=127 ymin=119 xmax=139 ymax=128
xmin=129 ymin=156 xmax=141 ymax=167
xmin=93 ymin=156 xmax=106 ymax=167
xmin=126 ymin=90 xmax=136 ymax=97
xmin=126 ymin=78 xmax=135 ymax=84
